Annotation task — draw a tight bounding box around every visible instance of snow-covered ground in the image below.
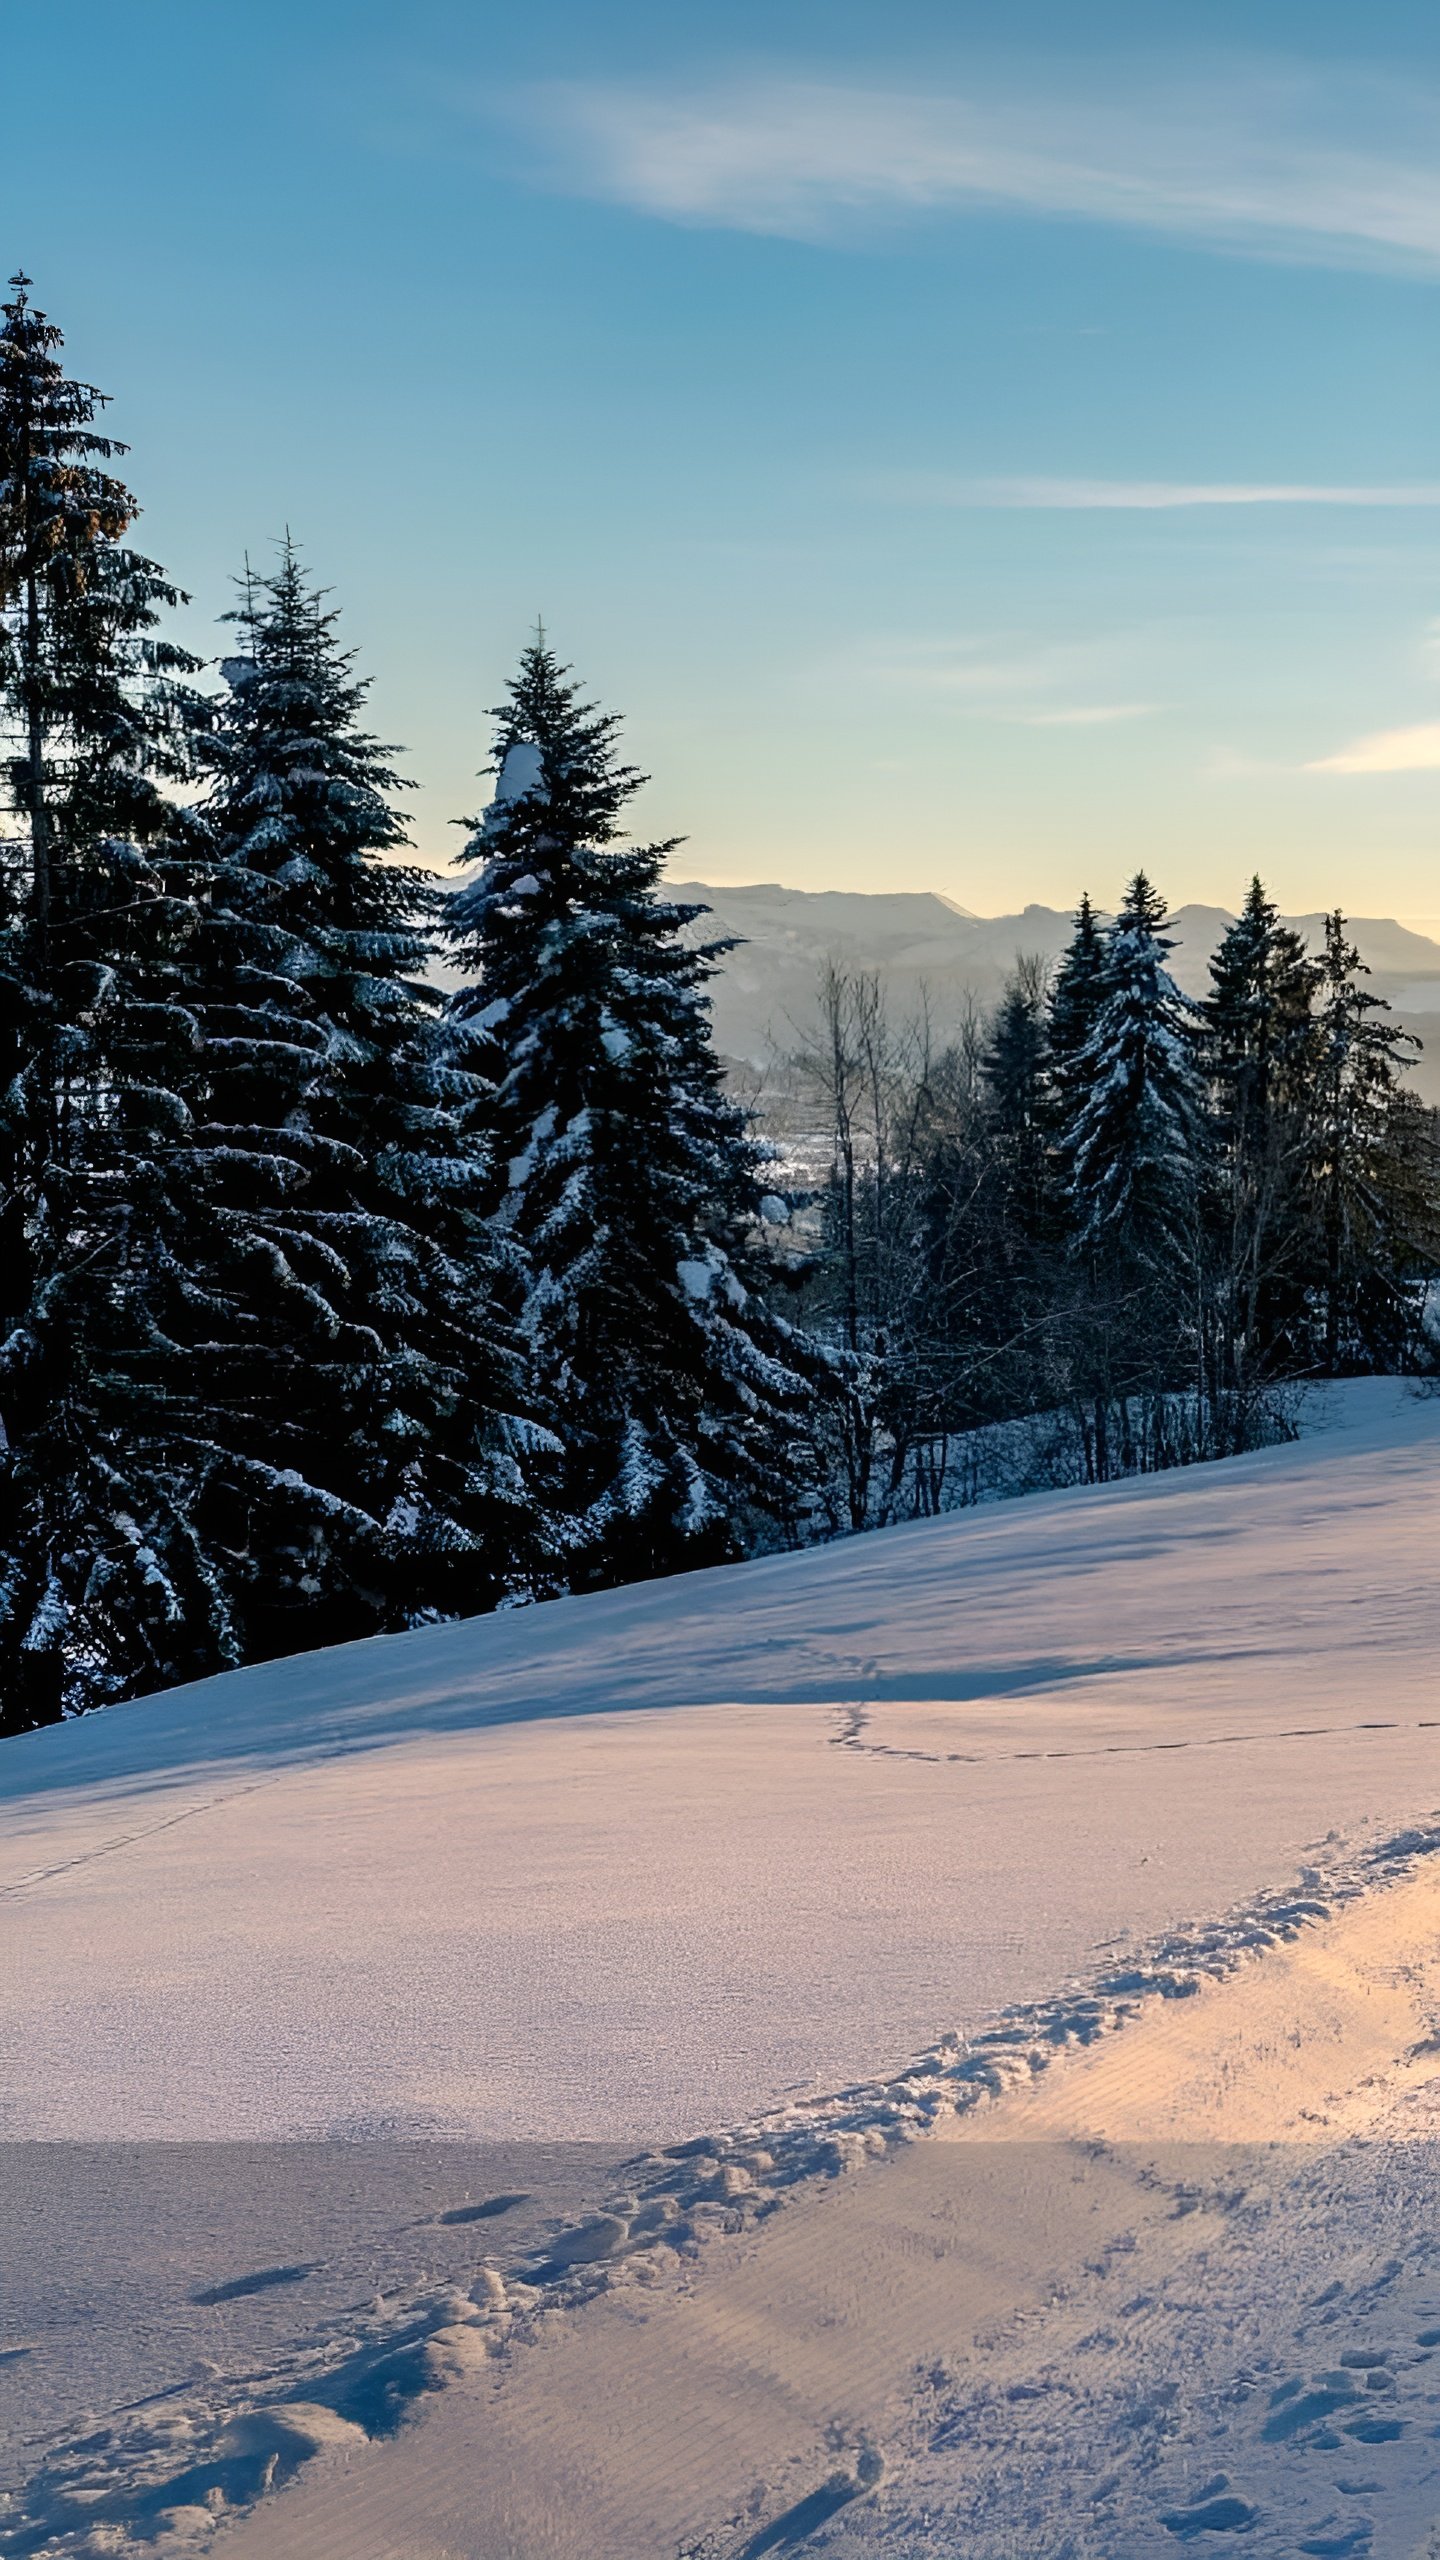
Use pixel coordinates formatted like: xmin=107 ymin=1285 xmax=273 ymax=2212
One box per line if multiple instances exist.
xmin=4 ymin=1377 xmax=1438 ymax=2147
xmin=217 ymin=1841 xmax=1440 ymax=2560
xmin=4 ymin=1377 xmax=1440 ymax=2555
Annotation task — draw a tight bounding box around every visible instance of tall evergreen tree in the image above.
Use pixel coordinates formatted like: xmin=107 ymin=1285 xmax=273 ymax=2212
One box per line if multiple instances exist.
xmin=1202 ymin=877 xmax=1320 ymax=1380
xmin=968 ymin=956 xmax=1058 ymax=1399
xmin=1045 ymin=891 xmax=1107 ymax=1120
xmin=0 ymin=275 xmax=222 ymax=1729
xmin=984 ymin=958 xmax=1049 ymax=1148
xmin=178 ymin=545 xmax=544 ymax=1659
xmin=1062 ymin=873 xmax=1207 ymax=1267
xmin=445 ymin=640 xmax=822 ymax=1585
xmin=1310 ymin=910 xmax=1436 ymax=1373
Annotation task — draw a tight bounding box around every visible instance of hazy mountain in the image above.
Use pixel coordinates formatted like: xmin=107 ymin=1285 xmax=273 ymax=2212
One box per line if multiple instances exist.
xmin=669 ymin=882 xmax=1440 ymax=1106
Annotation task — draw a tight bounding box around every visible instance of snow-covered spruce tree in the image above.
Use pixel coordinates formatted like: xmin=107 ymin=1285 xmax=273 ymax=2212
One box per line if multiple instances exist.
xmin=1309 ymin=910 xmax=1439 ymax=1375
xmin=0 ymin=273 xmax=222 ymax=1729
xmin=1062 ymin=873 xmax=1207 ymax=1267
xmin=445 ymin=641 xmax=823 ymax=1586
xmin=179 ymin=545 xmax=546 ymax=1661
xmin=1054 ymin=876 xmax=1209 ymax=1472
xmin=1202 ymin=877 xmax=1321 ymax=1383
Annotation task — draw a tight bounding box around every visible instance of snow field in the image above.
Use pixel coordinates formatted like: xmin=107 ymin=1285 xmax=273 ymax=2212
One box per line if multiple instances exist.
xmin=4 ymin=1380 xmax=1440 ymax=2146
xmin=5 ymin=1377 xmax=1440 ymax=2551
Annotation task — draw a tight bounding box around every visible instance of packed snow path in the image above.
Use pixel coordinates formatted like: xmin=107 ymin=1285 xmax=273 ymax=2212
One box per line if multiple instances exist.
xmin=3 ymin=1379 xmax=1439 ymax=2145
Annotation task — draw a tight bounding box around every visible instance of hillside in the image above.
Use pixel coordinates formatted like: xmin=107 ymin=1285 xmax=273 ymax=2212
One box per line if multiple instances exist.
xmin=4 ymin=1378 xmax=1437 ymax=2144
xmin=6 ymin=1383 xmax=1440 ymax=2555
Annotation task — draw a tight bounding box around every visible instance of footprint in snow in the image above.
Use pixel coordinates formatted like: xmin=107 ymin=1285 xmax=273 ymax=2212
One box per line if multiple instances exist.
xmin=1263 ymin=2368 xmax=1381 ymax=2441
xmin=437 ymin=2192 xmax=529 ymax=2226
xmin=1344 ymin=2415 xmax=1405 ymax=2444
xmin=1158 ymin=2475 xmax=1258 ymax=2538
xmin=192 ymin=2261 xmax=315 ymax=2305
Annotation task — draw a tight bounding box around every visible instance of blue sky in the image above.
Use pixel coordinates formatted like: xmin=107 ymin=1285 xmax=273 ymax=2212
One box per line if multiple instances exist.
xmin=8 ymin=0 xmax=1440 ymax=920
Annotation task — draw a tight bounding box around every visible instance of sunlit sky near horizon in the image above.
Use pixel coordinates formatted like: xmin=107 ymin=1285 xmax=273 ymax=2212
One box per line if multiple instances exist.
xmin=8 ymin=1 xmax=1440 ymax=925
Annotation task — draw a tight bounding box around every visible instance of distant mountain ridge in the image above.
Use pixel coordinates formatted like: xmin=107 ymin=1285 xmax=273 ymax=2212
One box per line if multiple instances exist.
xmin=669 ymin=881 xmax=1440 ymax=1105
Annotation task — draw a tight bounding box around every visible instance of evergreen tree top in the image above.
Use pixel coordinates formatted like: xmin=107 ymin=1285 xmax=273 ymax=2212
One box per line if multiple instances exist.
xmin=1090 ymin=875 xmax=1199 ymax=1055
xmin=448 ymin=638 xmax=718 ymax=961
xmin=458 ymin=639 xmax=650 ymax=872
xmin=1209 ymin=875 xmax=1307 ymax=979
xmin=0 ymin=273 xmax=186 ymax=640
xmin=1050 ymin=890 xmax=1104 ymax=980
xmin=1316 ymin=907 xmax=1419 ymax=1081
xmin=984 ymin=962 xmax=1049 ymax=1135
xmin=202 ymin=540 xmax=418 ymax=905
xmin=0 ymin=275 xmax=199 ymax=903
xmin=0 ymin=272 xmax=128 ymax=541
xmin=1204 ymin=875 xmax=1319 ymax=1085
xmin=1048 ymin=888 xmax=1108 ymax=1072
xmin=1109 ymin=870 xmax=1174 ymax=950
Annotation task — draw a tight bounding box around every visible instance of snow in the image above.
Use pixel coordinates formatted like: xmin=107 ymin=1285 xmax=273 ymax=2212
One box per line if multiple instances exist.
xmin=483 ymin=740 xmax=545 ymax=831
xmin=3 ymin=1377 xmax=1439 ymax=2150
xmin=506 ymin=1103 xmax=556 ymax=1192
xmin=6 ymin=1378 xmax=1440 ymax=2556
xmin=151 ymin=1833 xmax=1440 ymax=2560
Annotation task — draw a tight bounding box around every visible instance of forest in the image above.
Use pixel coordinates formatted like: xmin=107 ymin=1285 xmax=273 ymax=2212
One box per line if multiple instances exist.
xmin=3 ymin=275 xmax=1437 ymax=1732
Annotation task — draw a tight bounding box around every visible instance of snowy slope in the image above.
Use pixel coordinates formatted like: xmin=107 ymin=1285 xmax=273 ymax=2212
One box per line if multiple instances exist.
xmin=4 ymin=1378 xmax=1440 ymax=2147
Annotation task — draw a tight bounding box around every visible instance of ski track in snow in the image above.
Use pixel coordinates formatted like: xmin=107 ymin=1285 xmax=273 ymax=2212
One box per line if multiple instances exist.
xmin=6 ymin=1817 xmax=1440 ymax=2555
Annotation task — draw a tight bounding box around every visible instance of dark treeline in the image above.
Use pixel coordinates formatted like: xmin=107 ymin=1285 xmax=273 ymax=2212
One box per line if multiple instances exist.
xmin=792 ymin=875 xmax=1440 ymax=1529
xmin=0 ymin=279 xmax=819 ymax=1730
xmin=1 ymin=277 xmax=1437 ymax=1733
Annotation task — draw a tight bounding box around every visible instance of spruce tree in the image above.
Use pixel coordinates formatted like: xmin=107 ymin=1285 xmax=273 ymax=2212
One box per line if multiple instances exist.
xmin=984 ymin=960 xmax=1049 ymax=1147
xmin=1062 ymin=873 xmax=1207 ymax=1266
xmin=1202 ymin=877 xmax=1320 ymax=1380
xmin=971 ymin=956 xmax=1058 ymax=1404
xmin=445 ymin=640 xmax=821 ymax=1585
xmin=1310 ymin=910 xmax=1436 ymax=1373
xmin=180 ymin=546 xmax=543 ymax=1659
xmin=0 ymin=274 xmax=221 ymax=1727
xmin=1046 ymin=891 xmax=1106 ymax=1119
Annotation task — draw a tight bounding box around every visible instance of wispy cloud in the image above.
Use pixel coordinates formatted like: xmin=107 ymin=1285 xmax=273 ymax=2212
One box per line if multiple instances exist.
xmin=833 ymin=635 xmax=1157 ymax=730
xmin=1308 ymin=722 xmax=1440 ymax=774
xmin=1016 ymin=703 xmax=1154 ymax=726
xmin=512 ymin=69 xmax=1440 ymax=270
xmin=881 ymin=476 xmax=1440 ymax=510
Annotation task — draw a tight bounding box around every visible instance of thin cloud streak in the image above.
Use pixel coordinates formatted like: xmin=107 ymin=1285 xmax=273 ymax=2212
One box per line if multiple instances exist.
xmin=1309 ymin=722 xmax=1440 ymax=774
xmin=879 ymin=476 xmax=1440 ymax=511
xmin=515 ymin=71 xmax=1440 ymax=270
xmin=1017 ymin=703 xmax=1155 ymax=726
